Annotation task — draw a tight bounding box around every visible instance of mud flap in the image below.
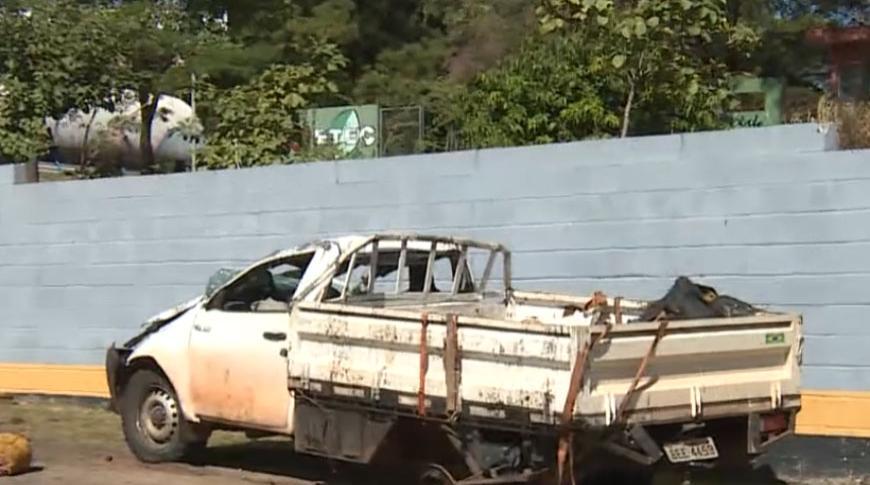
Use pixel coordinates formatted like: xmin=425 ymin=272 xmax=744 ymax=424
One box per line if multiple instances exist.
xmin=293 ymin=398 xmax=396 ymax=464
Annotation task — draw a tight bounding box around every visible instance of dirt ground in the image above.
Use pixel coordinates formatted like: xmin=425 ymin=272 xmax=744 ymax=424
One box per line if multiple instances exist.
xmin=0 ymin=396 xmax=348 ymax=485
xmin=0 ymin=396 xmax=864 ymax=485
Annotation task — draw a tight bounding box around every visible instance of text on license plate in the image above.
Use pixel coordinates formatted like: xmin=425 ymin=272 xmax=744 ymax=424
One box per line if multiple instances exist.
xmin=663 ymin=437 xmax=719 ymax=464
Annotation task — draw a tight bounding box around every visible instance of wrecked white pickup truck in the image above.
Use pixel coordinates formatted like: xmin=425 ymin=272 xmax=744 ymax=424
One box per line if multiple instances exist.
xmin=105 ymin=234 xmax=802 ymax=484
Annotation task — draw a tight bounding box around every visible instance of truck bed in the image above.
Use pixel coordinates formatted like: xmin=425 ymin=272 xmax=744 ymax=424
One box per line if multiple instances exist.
xmin=286 ymin=291 xmax=802 ymax=430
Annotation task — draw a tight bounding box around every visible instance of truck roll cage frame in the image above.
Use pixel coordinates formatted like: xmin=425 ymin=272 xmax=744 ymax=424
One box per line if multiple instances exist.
xmin=307 ymin=234 xmax=514 ymax=302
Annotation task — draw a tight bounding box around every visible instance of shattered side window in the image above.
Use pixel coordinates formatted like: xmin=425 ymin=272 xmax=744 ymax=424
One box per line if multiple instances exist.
xmin=205 ymin=268 xmax=242 ymax=297
xmin=208 ymin=252 xmax=315 ymax=312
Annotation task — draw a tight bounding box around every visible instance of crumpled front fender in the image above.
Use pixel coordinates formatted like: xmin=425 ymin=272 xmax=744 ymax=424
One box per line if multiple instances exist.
xmin=105 ymin=344 xmax=131 ymax=413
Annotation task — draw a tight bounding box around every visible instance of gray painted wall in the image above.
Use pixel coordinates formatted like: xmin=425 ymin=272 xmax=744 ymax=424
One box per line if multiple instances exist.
xmin=0 ymin=124 xmax=866 ymax=391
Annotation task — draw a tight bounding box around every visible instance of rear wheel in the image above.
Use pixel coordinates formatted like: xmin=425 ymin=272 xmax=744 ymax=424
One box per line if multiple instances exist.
xmin=120 ymin=369 xmax=205 ymax=463
xmin=418 ymin=464 xmax=457 ymax=485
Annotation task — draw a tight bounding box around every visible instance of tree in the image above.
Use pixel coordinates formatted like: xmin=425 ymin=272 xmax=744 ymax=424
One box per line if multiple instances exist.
xmin=421 ymin=0 xmax=535 ymax=82
xmin=107 ymin=1 xmax=207 ymax=172
xmin=538 ymin=0 xmax=759 ymax=137
xmin=0 ymin=1 xmax=128 ymax=163
xmin=445 ymin=33 xmax=622 ymax=148
xmin=199 ymin=41 xmax=348 ymax=168
xmin=443 ymin=0 xmax=762 ymax=149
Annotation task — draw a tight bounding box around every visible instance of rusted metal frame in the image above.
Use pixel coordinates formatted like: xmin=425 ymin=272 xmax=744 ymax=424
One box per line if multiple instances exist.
xmin=443 ymin=425 xmax=484 ymax=478
xmin=367 ymin=240 xmax=379 ymax=294
xmin=477 ymin=250 xmax=497 ymax=294
xmin=556 ymin=325 xmax=612 ymax=485
xmin=302 ymin=301 xmax=572 ymax=335
xmin=592 ymin=314 xmax=795 ymax=336
xmin=423 ymin=240 xmax=437 ymax=296
xmin=340 ymin=253 xmax=358 ymax=302
xmin=299 ymin=234 xmax=513 ymax=302
xmin=512 ymin=291 xmax=644 ymax=310
xmin=613 ymin=319 xmax=669 ymax=425
xmin=503 ymin=251 xmax=512 ymax=292
xmin=444 ymin=314 xmax=462 ymax=416
xmin=370 ymin=233 xmax=506 ymax=252
xmin=418 ymin=312 xmax=430 ymax=416
xmin=395 ymin=238 xmax=408 ymax=294
xmin=306 ymin=234 xmax=514 ymax=302
xmin=601 ymin=425 xmax=662 ymax=466
xmin=575 ymin=319 xmax=668 ymax=474
xmin=614 ymin=296 xmax=623 ymax=325
xmin=451 ymin=245 xmax=469 ymax=295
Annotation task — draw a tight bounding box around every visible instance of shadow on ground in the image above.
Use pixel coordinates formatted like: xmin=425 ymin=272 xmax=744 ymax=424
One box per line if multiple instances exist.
xmin=188 ymin=440 xmax=384 ymax=484
xmin=192 ymin=439 xmax=792 ymax=485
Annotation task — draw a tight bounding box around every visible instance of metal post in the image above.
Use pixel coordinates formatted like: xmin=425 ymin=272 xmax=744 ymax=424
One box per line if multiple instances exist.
xmin=395 ymin=238 xmax=408 ymax=294
xmin=417 ymin=105 xmax=424 ymax=154
xmin=190 ymin=73 xmax=197 ymax=172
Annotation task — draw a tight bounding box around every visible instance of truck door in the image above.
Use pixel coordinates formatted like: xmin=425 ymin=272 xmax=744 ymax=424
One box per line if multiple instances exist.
xmin=187 ymin=256 xmax=312 ymax=431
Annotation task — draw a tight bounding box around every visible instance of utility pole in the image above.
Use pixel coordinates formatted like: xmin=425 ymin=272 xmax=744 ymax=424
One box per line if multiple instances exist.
xmin=190 ymin=72 xmax=197 ymax=172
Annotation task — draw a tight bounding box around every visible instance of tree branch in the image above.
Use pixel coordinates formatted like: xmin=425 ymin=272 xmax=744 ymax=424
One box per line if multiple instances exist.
xmin=620 ymin=79 xmax=635 ymax=138
xmin=138 ymin=86 xmax=159 ymax=172
xmin=621 ymin=51 xmax=646 ymax=139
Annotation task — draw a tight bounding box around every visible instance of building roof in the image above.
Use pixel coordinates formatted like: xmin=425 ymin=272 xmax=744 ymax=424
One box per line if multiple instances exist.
xmin=807 ymin=25 xmax=870 ymax=46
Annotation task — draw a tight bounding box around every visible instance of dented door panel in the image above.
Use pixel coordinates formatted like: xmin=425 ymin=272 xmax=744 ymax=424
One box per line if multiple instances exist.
xmin=188 ymin=309 xmax=293 ymax=431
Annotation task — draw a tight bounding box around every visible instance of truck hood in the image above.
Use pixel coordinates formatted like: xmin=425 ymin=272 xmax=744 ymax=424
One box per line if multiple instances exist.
xmin=143 ymin=296 xmax=204 ymax=327
xmin=123 ymin=295 xmax=204 ymax=348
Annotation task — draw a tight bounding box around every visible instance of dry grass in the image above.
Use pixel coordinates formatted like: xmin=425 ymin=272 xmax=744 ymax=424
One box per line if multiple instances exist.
xmin=817 ymin=97 xmax=870 ymax=150
xmin=0 ymin=396 xmax=248 ymax=450
xmin=0 ymin=396 xmax=118 ymax=446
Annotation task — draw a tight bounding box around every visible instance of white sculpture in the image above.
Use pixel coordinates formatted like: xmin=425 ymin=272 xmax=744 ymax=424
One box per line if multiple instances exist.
xmin=45 ymin=91 xmax=203 ymax=171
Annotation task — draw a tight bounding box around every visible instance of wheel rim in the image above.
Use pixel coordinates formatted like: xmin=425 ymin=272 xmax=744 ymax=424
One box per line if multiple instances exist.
xmin=419 ymin=464 xmax=456 ymax=485
xmin=138 ymin=387 xmax=179 ymax=445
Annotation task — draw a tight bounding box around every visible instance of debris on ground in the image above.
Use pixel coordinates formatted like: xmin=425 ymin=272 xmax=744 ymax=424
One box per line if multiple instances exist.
xmin=0 ymin=432 xmax=32 ymax=476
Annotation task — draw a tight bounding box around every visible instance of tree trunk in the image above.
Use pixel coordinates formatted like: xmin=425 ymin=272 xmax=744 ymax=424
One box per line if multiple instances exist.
xmin=138 ymin=87 xmax=159 ymax=173
xmin=620 ymin=81 xmax=636 ymax=138
xmin=79 ymin=110 xmax=99 ymax=170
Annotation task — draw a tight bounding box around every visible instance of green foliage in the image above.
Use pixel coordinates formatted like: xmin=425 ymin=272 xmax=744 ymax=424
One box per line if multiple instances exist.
xmin=104 ymin=1 xmax=211 ymax=171
xmin=535 ymin=0 xmax=759 ymax=137
xmin=199 ymin=48 xmax=347 ymax=168
xmin=448 ymin=34 xmax=621 ymax=148
xmin=0 ymin=0 xmax=862 ymax=169
xmin=0 ymin=0 xmax=213 ymax=167
xmin=0 ymin=0 xmax=129 ymax=161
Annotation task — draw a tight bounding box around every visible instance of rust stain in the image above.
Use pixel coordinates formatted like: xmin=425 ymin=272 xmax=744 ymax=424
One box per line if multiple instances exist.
xmin=543 ymin=339 xmax=557 ymax=359
xmin=418 ymin=313 xmax=429 ymax=416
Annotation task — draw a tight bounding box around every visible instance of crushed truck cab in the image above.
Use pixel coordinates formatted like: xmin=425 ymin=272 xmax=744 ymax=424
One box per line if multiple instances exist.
xmin=106 ymin=234 xmax=802 ymax=484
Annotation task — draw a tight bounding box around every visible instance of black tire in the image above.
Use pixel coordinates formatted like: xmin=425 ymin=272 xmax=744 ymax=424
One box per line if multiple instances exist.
xmin=418 ymin=464 xmax=457 ymax=485
xmin=120 ymin=369 xmax=204 ymax=463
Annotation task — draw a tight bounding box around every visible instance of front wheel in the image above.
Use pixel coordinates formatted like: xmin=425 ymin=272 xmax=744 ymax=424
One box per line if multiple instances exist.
xmin=120 ymin=369 xmax=204 ymax=463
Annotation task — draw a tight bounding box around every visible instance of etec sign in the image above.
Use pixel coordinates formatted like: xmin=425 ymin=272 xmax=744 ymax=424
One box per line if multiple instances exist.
xmin=304 ymin=104 xmax=380 ymax=158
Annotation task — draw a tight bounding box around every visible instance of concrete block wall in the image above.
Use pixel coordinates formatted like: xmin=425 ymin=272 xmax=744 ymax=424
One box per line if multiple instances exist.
xmin=0 ymin=124 xmax=866 ymax=392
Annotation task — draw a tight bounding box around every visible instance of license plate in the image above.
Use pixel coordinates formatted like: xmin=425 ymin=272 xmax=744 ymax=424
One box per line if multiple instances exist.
xmin=663 ymin=437 xmax=719 ymax=464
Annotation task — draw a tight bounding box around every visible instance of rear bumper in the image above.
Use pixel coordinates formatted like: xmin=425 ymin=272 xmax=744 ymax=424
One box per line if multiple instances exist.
xmin=748 ymin=407 xmax=799 ymax=455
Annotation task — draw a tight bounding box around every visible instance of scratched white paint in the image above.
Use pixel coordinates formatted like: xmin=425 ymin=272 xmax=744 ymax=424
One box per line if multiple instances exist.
xmin=126 ymin=234 xmax=803 ymax=435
